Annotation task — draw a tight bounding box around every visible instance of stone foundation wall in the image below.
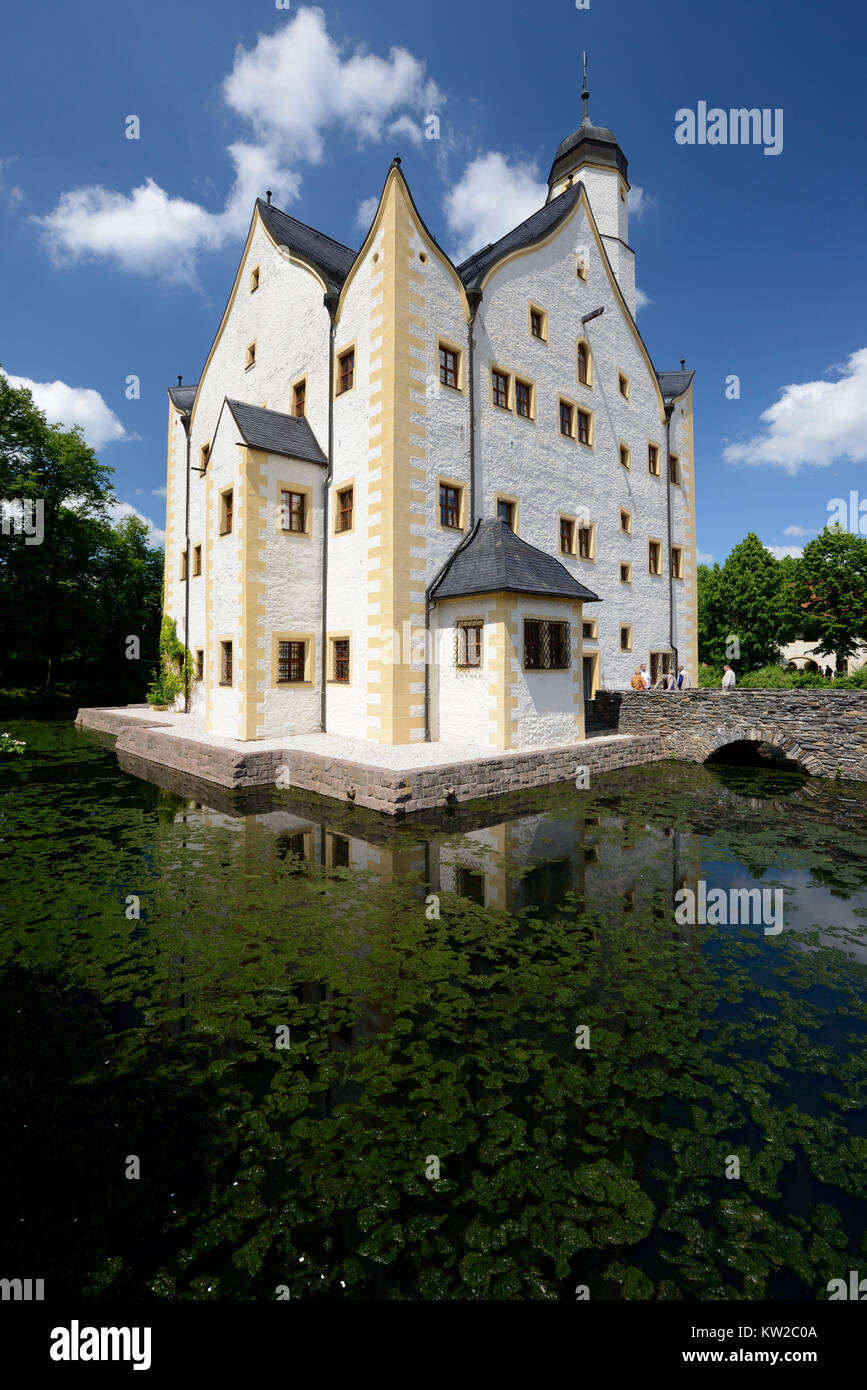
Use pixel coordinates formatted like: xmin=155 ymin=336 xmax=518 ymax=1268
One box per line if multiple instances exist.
xmin=595 ymin=689 xmax=867 ymax=781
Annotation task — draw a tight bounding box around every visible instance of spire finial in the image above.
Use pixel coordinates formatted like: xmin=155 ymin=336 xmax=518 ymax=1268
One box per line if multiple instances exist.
xmin=266 ymin=189 xmax=272 ymax=205
xmin=581 ymin=50 xmax=590 ymax=122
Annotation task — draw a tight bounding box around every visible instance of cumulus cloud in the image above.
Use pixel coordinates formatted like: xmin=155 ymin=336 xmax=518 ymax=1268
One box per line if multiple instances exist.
xmin=723 ymin=348 xmax=867 ymax=474
xmin=151 ymin=486 xmax=167 ymax=498
xmin=766 ymin=544 xmax=803 ymax=560
xmin=34 ymin=8 xmax=442 ymax=283
xmin=108 ymin=499 xmax=165 ymax=548
xmin=697 ymin=550 xmax=714 ymax=565
xmin=635 ymin=286 xmax=651 ymax=312
xmin=0 ymin=155 xmax=23 ymax=204
xmin=6 ymin=373 xmax=128 ymax=450
xmin=444 ymin=152 xmax=547 ymax=262
xmin=627 ymin=185 xmax=653 ymax=218
xmin=783 ymin=525 xmax=815 ymax=538
xmin=355 ymin=195 xmax=380 ymax=232
xmin=386 ymin=115 xmax=424 ymax=149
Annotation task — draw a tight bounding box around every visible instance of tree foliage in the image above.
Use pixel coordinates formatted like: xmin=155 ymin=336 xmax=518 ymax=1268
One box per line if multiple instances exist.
xmin=795 ymin=528 xmax=867 ymax=666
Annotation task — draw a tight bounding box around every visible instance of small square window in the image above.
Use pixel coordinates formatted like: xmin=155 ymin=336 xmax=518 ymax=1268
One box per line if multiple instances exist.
xmin=245 ymin=341 xmax=257 ymax=371
xmin=618 ymin=372 xmax=629 ymax=399
xmin=195 ymin=649 xmax=204 ymax=682
xmin=671 ymin=545 xmax=683 ymax=579
xmin=524 ymin=619 xmax=570 ymax=671
xmin=620 ymin=508 xmax=632 ymax=535
xmin=582 ymin=619 xmax=597 ymax=640
xmin=620 ymin=625 xmax=632 ymax=652
xmin=293 ymin=380 xmax=306 ymax=417
xmin=515 ymin=379 xmax=533 ymax=419
xmin=620 ymin=443 xmax=630 ymax=469
xmin=648 ymin=540 xmax=662 ymax=575
xmin=497 ymin=498 xmax=515 ymax=529
xmin=576 ymin=409 xmax=591 ymax=445
xmin=577 ymin=341 xmax=590 ymax=385
xmin=193 ymin=544 xmax=202 ymax=576
xmin=560 ymin=517 xmax=575 ymax=555
xmin=456 ymin=622 xmax=483 ymax=669
xmin=648 ymin=443 xmax=660 ymax=476
xmin=620 ymin=562 xmax=632 ymax=584
xmin=577 ymin=524 xmax=594 ymax=559
xmin=559 ymin=400 xmax=574 ymax=437
xmin=249 ymin=265 xmax=260 ymax=293
xmin=278 ymin=640 xmax=307 ymax=683
xmin=439 ymin=483 xmax=463 ymax=529
xmin=332 ymin=638 xmax=350 ymax=683
xmin=280 ymin=490 xmax=306 ymax=533
xmin=180 ymin=550 xmax=188 ymax=582
xmin=220 ymin=489 xmax=233 ymax=535
xmin=529 ymin=306 xmax=547 ymax=341
xmin=336 ymin=487 xmax=353 ymax=533
xmin=492 ymin=369 xmax=510 ymax=409
xmin=575 ymin=256 xmax=587 ymax=280
xmin=439 ymin=345 xmax=460 ymax=389
xmin=337 ymin=349 xmax=355 ymax=394
xmin=669 ymin=454 xmax=680 ymax=485
xmin=220 ymin=640 xmax=233 ymax=685
xmin=199 ymin=441 xmax=211 ymax=471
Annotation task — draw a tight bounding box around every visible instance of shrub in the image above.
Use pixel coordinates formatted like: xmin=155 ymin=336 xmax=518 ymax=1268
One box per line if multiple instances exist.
xmin=147 ymin=617 xmax=192 ymax=708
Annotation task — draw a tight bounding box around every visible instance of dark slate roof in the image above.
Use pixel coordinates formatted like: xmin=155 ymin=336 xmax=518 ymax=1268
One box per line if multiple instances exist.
xmin=456 ymin=182 xmax=582 ymax=291
xmin=225 ymin=399 xmax=327 ymax=464
xmin=168 ymin=384 xmax=197 ymax=414
xmin=656 ymin=370 xmax=695 ymax=403
xmin=430 ymin=517 xmax=601 ymax=604
xmin=257 ymin=199 xmax=357 ymax=292
xmin=548 ymin=114 xmax=628 ymax=186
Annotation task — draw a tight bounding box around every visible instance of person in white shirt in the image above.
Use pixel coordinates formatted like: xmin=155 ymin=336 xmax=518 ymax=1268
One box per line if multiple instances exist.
xmin=722 ymin=664 xmax=736 ymax=691
xmin=676 ymin=665 xmax=692 ymax=689
xmin=639 ymin=663 xmax=650 ymax=689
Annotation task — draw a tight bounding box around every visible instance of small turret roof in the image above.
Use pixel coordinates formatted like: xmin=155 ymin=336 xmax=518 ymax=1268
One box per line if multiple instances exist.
xmin=548 ymin=113 xmax=628 ymax=186
xmin=225 ymin=399 xmax=327 ymax=464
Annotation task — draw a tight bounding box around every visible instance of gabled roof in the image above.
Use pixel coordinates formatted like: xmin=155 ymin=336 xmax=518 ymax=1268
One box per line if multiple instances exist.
xmin=224 ymin=399 xmax=327 ymax=464
xmin=456 ymin=182 xmax=582 ymax=291
xmin=656 ymin=370 xmax=695 ymax=404
xmin=430 ymin=517 xmax=601 ymax=604
xmin=256 ymin=199 xmax=357 ymax=292
xmin=168 ymin=384 xmax=197 ymax=414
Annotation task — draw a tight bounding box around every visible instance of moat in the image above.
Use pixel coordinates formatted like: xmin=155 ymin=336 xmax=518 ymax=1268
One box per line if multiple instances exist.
xmin=1 ymin=720 xmax=866 ymax=1300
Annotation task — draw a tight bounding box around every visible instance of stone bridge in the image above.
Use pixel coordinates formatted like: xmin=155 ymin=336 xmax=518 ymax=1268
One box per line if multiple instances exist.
xmin=594 ymin=689 xmax=867 ymax=782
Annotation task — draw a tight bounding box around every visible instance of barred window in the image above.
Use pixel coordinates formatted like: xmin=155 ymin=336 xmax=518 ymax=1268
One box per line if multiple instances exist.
xmin=492 ymin=369 xmax=509 ymax=408
xmin=456 ymin=622 xmax=482 ymax=668
xmin=524 ymin=619 xmax=570 ymax=671
xmin=278 ymin=640 xmax=306 ymax=683
xmin=333 ymin=638 xmax=350 ymax=683
xmin=439 ymin=345 xmax=459 ymax=388
xmin=220 ymin=640 xmax=233 ymax=685
xmin=281 ymin=490 xmax=305 ymax=532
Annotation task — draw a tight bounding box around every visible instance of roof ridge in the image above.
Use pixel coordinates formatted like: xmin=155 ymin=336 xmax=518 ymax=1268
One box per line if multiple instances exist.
xmin=256 ymin=198 xmax=357 ymax=255
xmin=456 ymin=183 xmax=578 ymax=275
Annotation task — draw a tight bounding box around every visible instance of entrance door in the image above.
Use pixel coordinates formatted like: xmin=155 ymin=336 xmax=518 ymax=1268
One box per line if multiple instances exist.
xmin=583 ymin=655 xmax=595 ymax=701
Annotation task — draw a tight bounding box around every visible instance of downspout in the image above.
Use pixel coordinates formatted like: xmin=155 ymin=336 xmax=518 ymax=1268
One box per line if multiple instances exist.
xmin=664 ymin=401 xmax=678 ymax=676
xmin=182 ymin=407 xmax=192 ymax=714
xmin=321 ymin=290 xmax=339 ymax=731
xmin=424 ymin=288 xmax=482 ymax=742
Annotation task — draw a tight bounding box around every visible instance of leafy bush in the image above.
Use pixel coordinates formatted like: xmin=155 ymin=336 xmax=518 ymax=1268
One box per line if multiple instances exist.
xmin=146 ymin=617 xmax=192 ymax=708
xmin=832 ymin=665 xmax=867 ymax=689
xmin=738 ymin=665 xmax=794 ymax=688
xmin=698 ymin=665 xmax=723 ymax=687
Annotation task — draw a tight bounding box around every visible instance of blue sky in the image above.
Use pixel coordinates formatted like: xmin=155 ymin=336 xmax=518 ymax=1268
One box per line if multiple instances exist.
xmin=2 ymin=0 xmax=866 ymax=563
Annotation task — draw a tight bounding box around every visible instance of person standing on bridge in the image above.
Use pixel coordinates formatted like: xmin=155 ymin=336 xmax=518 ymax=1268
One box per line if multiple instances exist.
xmin=722 ymin=664 xmax=736 ymax=692
xmin=677 ymin=665 xmax=692 ymax=689
xmin=630 ymin=668 xmax=646 ymax=690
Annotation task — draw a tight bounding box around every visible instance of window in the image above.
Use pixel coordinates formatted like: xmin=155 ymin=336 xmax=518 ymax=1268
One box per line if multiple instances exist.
xmin=456 ymin=622 xmax=483 ymax=669
xmin=328 ymin=833 xmax=351 ymax=869
xmin=336 ymin=486 xmax=353 ymax=533
xmin=620 ymin=562 xmax=632 ymax=584
xmin=280 ymin=489 xmax=306 ymax=533
xmin=618 ymin=372 xmax=630 ymax=399
xmin=620 ymin=508 xmax=632 ymax=535
xmin=529 ymin=305 xmax=547 ymax=341
xmin=278 ymin=640 xmax=307 ymax=683
xmin=648 ymin=540 xmax=662 ymax=575
xmin=195 ymin=649 xmax=204 ymax=681
xmin=669 ymin=454 xmax=681 ymax=485
xmin=620 ymin=443 xmax=631 ymax=470
xmin=559 ymin=399 xmax=574 ymax=438
xmin=337 ymin=348 xmax=355 ymax=394
xmin=332 ymin=638 xmax=350 ymax=683
xmin=620 ymin=625 xmax=632 ymax=652
xmin=582 ymin=618 xmax=597 ymax=640
xmin=671 ymin=545 xmax=683 ymax=579
xmin=575 ymin=255 xmax=587 ymax=280
xmin=439 ymin=344 xmax=460 ymax=389
xmin=515 ymin=379 xmax=533 ymax=419
xmin=220 ymin=489 xmax=233 ymax=535
xmin=180 ymin=549 xmax=188 ymax=582
xmin=524 ymin=619 xmax=570 ymax=671
xmin=293 ymin=380 xmax=306 ymax=417
xmin=576 ymin=408 xmax=591 ymax=445
xmin=245 ymin=341 xmax=257 ymax=370
xmin=577 ymin=523 xmax=594 ymax=559
xmin=560 ymin=516 xmax=575 ymax=555
xmin=648 ymin=443 xmax=660 ymax=476
xmin=439 ymin=482 xmax=462 ymax=529
xmin=497 ymin=497 xmax=515 ymax=529
xmin=650 ymin=652 xmax=672 ymax=684
xmin=193 ymin=544 xmax=202 ymax=576
xmin=492 ymin=369 xmax=510 ymax=409
xmin=577 ymin=340 xmax=590 ymax=386
xmin=249 ymin=264 xmax=260 ymax=293
xmin=199 ymin=441 xmax=211 ymax=471
xmin=220 ymin=640 xmax=233 ymax=685
xmin=455 ymin=866 xmax=486 ymax=905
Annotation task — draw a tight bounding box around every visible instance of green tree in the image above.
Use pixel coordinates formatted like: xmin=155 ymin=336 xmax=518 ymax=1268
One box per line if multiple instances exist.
xmin=698 ymin=533 xmax=785 ymax=669
xmin=796 ymin=527 xmax=867 ymax=666
xmin=696 ymin=562 xmax=726 ymax=665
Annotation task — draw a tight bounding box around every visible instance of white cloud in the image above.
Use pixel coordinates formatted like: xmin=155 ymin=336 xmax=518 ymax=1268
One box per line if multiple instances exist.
xmin=783 ymin=525 xmax=815 ymax=538
xmin=723 ymin=347 xmax=867 ymax=474
xmin=635 ymin=286 xmax=651 ymax=312
xmin=151 ymin=486 xmax=167 ymax=498
xmin=627 ymin=185 xmax=653 ymax=218
xmin=444 ymin=152 xmax=547 ymax=262
xmin=386 ymin=115 xmax=424 ymax=149
xmin=35 ymin=8 xmax=442 ymax=283
xmin=697 ymin=550 xmax=714 ymax=565
xmin=6 ymin=373 xmax=128 ymax=450
xmin=0 ymin=155 xmax=23 ymax=204
xmin=108 ymin=499 xmax=165 ymax=548
xmin=355 ymin=195 xmax=380 ymax=232
xmin=766 ymin=544 xmax=803 ymax=560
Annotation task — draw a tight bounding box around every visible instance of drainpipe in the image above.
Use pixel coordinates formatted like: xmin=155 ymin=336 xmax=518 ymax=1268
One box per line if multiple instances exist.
xmin=182 ymin=402 xmax=192 ymax=713
xmin=321 ymin=291 xmax=339 ymax=731
xmin=423 ymin=289 xmax=482 ymax=742
xmin=664 ymin=401 xmax=678 ymax=676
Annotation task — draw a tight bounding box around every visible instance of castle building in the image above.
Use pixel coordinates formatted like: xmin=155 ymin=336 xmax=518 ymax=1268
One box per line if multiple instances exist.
xmin=163 ymin=95 xmax=698 ymax=749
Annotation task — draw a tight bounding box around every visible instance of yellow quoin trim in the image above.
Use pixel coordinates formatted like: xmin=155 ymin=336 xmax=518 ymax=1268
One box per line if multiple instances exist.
xmin=676 ymin=382 xmax=699 ymax=679
xmin=239 ymin=446 xmax=267 ymax=740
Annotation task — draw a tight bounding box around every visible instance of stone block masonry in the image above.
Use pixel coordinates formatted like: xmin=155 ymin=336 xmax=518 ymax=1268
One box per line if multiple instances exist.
xmin=75 ymin=707 xmax=668 ymax=816
xmin=595 ymin=689 xmax=867 ymax=782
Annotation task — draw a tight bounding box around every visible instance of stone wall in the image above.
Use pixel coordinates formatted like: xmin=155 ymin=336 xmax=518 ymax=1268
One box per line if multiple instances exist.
xmin=595 ymin=689 xmax=867 ymax=781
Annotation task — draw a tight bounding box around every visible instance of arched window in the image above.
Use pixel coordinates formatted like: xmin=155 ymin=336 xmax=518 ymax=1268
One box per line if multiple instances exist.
xmin=577 ymin=340 xmax=591 ymax=386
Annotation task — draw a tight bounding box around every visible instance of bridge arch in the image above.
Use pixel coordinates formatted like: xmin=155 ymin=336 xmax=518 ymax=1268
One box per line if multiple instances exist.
xmin=694 ymin=724 xmax=824 ymax=776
